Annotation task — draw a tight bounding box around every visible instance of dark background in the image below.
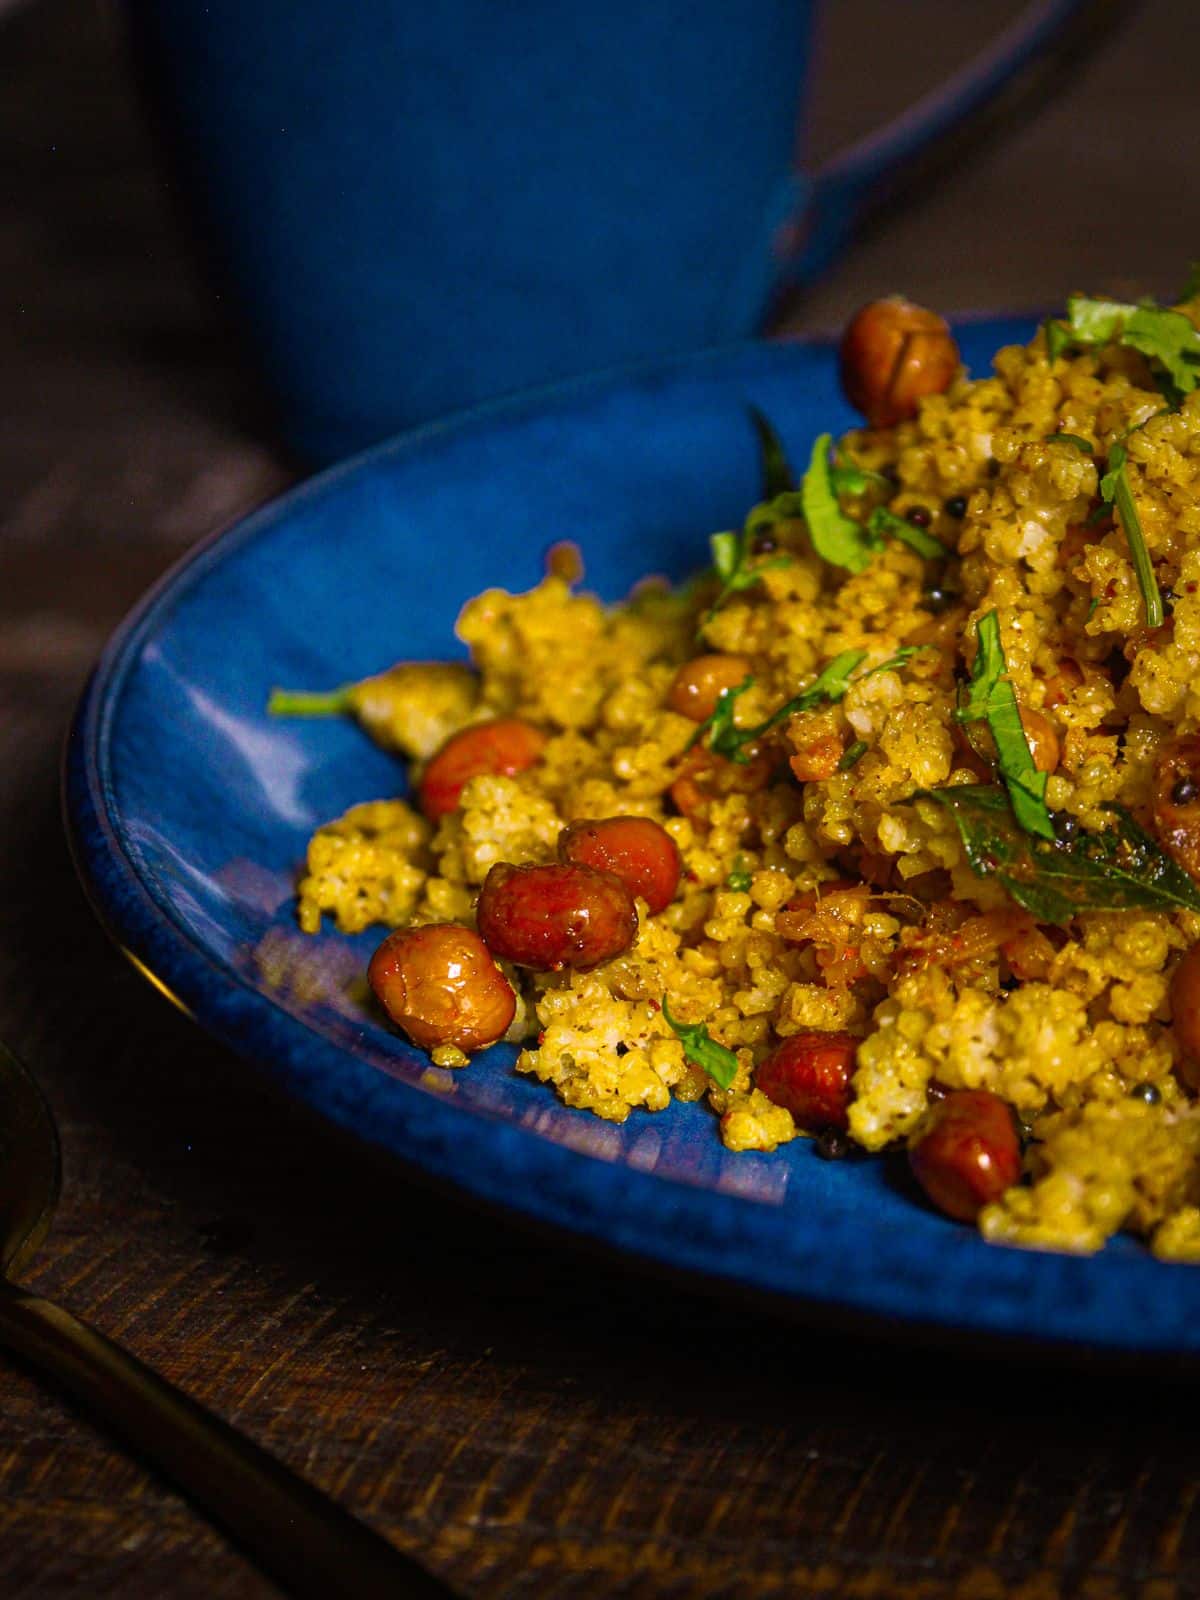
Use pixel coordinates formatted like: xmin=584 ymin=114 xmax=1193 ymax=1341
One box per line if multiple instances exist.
xmin=3 ymin=1 xmax=1200 ymax=1594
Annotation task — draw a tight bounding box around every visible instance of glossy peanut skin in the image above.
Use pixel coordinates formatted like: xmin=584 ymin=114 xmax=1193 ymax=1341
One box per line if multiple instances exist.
xmin=839 ymin=297 xmax=959 ymax=428
xmin=908 ymin=1089 xmax=1022 ymax=1223
xmin=419 ymin=717 xmax=547 ymax=819
xmin=557 ymin=816 xmax=681 ymax=916
xmin=668 ymin=744 xmax=773 ymax=826
xmin=476 ymin=861 xmax=638 ymax=971
xmin=755 ymin=1031 xmax=858 ymax=1131
xmin=1153 ymin=734 xmax=1200 ymax=884
xmin=368 ymin=923 xmax=516 ymax=1051
xmin=668 ymin=654 xmax=752 ymax=722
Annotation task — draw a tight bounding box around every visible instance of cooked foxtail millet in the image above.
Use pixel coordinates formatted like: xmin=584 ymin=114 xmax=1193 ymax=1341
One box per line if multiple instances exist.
xmin=272 ymin=280 xmax=1200 ymax=1261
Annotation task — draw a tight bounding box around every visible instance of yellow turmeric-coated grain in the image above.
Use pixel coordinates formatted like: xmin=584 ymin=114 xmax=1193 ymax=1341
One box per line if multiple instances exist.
xmin=288 ymin=288 xmax=1200 ymax=1260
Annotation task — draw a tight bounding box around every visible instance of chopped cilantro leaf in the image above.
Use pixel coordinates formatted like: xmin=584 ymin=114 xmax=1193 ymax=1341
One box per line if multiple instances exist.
xmin=1044 ymin=432 xmax=1094 ymax=454
xmin=955 ymin=611 xmax=1054 ymax=841
xmin=268 ymin=684 xmax=354 ymax=717
xmin=1180 ymin=262 xmax=1200 ymax=302
xmin=1043 ymin=318 xmax=1072 ymax=362
xmin=956 ymin=610 xmax=1006 ymax=722
xmin=706 ymin=651 xmax=863 ymax=763
xmin=838 ymin=739 xmax=869 ymax=772
xmin=857 ymin=646 xmax=930 ymax=682
xmin=704 ymin=529 xmax=792 ymax=622
xmin=1052 ymin=295 xmax=1200 ymax=402
xmin=1099 ymin=443 xmax=1163 ymax=628
xmin=693 ymin=646 xmax=927 ymax=764
xmin=1097 ymin=441 xmax=1127 ymax=501
xmin=799 ymin=434 xmax=886 ymax=574
xmin=1121 ymin=306 xmax=1200 ymax=399
xmin=684 ymin=675 xmax=755 ymax=756
xmin=709 ymin=529 xmax=741 ymax=582
xmin=796 ymin=648 xmax=874 ymax=705
xmin=867 ymin=505 xmax=950 ymax=560
xmin=1065 ymin=296 xmax=1129 ymax=343
xmin=661 ymin=998 xmax=738 ymax=1089
xmin=830 ymin=449 xmax=892 ymax=498
xmin=727 ymin=855 xmax=753 ymax=892
xmin=829 ymin=463 xmax=871 ymax=496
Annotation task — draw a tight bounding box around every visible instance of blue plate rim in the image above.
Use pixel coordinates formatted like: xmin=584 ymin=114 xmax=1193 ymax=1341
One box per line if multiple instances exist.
xmin=62 ymin=323 xmax=1200 ymax=1359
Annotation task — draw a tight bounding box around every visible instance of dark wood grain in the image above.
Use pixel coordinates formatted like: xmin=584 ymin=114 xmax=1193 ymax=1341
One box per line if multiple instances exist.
xmin=5 ymin=1 xmax=1200 ymax=1595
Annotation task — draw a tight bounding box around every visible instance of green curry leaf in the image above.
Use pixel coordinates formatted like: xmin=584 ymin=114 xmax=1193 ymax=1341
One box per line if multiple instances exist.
xmin=750 ymin=407 xmax=796 ymax=499
xmin=916 ymin=785 xmax=1200 ymax=923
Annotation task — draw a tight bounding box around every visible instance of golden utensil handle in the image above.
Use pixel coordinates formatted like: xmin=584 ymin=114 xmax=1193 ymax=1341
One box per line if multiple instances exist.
xmin=0 ymin=1283 xmax=453 ymax=1599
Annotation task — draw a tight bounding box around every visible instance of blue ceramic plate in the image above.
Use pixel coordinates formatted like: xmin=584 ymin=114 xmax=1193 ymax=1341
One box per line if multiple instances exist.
xmin=65 ymin=321 xmax=1200 ymax=1358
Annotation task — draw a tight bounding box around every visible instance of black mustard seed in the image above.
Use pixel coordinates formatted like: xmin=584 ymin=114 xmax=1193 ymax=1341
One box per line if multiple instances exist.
xmin=922 ymin=586 xmax=958 ymax=615
xmin=1051 ymin=810 xmax=1080 ymax=843
xmin=815 ymin=1128 xmax=851 ymax=1161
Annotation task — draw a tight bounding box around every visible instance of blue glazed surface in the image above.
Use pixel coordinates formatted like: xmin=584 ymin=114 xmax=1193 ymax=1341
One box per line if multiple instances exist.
xmin=128 ymin=0 xmax=816 ymax=461
xmin=65 ymin=323 xmax=1200 ymax=1356
xmin=126 ymin=0 xmax=1098 ymax=461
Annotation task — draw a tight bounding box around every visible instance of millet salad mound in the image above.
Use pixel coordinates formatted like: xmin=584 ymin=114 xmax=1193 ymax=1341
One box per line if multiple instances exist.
xmin=271 ymin=275 xmax=1200 ymax=1260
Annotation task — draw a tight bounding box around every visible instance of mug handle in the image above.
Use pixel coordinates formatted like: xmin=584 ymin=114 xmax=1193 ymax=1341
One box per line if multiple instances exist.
xmin=784 ymin=0 xmax=1133 ymax=286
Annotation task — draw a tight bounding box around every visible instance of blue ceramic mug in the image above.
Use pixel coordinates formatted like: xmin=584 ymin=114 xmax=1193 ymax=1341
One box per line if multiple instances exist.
xmin=129 ymin=0 xmax=1114 ymax=463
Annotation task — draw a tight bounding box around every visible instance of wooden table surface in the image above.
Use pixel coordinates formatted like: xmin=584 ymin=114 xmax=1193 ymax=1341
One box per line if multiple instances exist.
xmin=4 ymin=2 xmax=1200 ymax=1594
